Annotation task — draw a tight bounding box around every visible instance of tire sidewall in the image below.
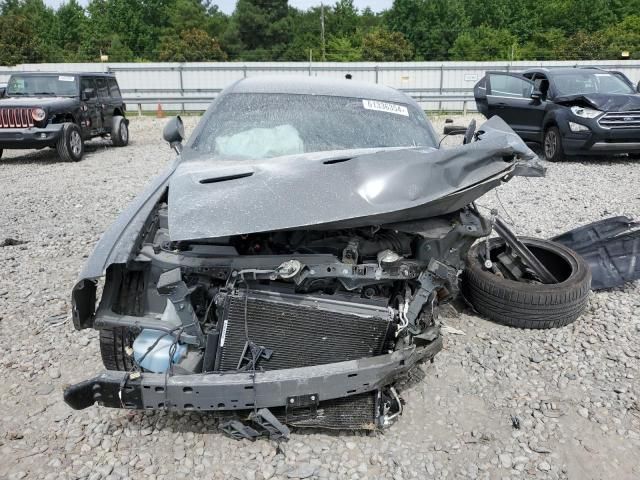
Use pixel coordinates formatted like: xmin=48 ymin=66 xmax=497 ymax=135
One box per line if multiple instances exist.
xmin=112 ymin=116 xmax=129 ymax=146
xmin=543 ymin=126 xmax=563 ymax=162
xmin=466 ymin=237 xmax=590 ymax=294
xmin=59 ymin=123 xmax=84 ymax=162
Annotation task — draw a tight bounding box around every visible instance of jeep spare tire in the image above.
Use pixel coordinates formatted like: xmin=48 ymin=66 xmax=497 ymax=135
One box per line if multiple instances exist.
xmin=56 ymin=123 xmax=84 ymax=162
xmin=462 ymin=237 xmax=591 ymax=329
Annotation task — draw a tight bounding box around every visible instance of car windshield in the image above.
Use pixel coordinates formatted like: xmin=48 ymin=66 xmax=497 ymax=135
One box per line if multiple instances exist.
xmin=553 ymin=72 xmax=634 ymax=96
xmin=6 ymin=74 xmax=78 ymax=96
xmin=191 ymin=93 xmax=437 ymax=159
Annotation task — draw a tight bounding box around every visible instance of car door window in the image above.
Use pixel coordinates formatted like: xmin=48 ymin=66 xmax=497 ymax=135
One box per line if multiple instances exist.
xmin=488 ymin=74 xmax=533 ymax=98
xmin=96 ymin=77 xmax=109 ymax=99
xmin=108 ymin=78 xmax=121 ymax=98
xmin=80 ymin=77 xmax=97 ymax=100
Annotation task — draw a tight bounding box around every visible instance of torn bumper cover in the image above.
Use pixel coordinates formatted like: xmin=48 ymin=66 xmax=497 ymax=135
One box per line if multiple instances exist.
xmin=64 ymin=339 xmax=442 ymax=423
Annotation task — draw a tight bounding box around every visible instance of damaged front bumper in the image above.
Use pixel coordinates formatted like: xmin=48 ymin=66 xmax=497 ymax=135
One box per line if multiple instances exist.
xmin=64 ymin=337 xmax=442 ymax=425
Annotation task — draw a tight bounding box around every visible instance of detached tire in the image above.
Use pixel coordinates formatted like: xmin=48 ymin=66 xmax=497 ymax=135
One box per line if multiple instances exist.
xmin=543 ymin=126 xmax=565 ymax=162
xmin=111 ymin=116 xmax=129 ymax=147
xmin=56 ymin=123 xmax=84 ymax=162
xmin=462 ymin=237 xmax=591 ymax=329
xmin=100 ymin=327 xmax=136 ymax=371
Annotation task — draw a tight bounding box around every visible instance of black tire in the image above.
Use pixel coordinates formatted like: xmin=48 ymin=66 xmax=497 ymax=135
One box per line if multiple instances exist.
xmin=0 ymin=148 xmax=3 ymax=159
xmin=462 ymin=237 xmax=591 ymax=329
xmin=111 ymin=116 xmax=129 ymax=147
xmin=543 ymin=126 xmax=565 ymax=162
xmin=628 ymin=153 xmax=640 ymax=160
xmin=100 ymin=327 xmax=136 ymax=371
xmin=56 ymin=123 xmax=84 ymax=162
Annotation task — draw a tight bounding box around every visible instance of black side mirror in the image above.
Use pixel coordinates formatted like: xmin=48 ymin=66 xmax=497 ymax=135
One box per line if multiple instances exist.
xmin=445 ymin=118 xmax=454 ymax=124
xmin=81 ymin=88 xmax=95 ymax=101
xmin=443 ymin=125 xmax=467 ymax=135
xmin=163 ymin=115 xmax=185 ymax=153
xmin=0 ymin=87 xmax=5 ymax=98
xmin=531 ymin=90 xmax=543 ymax=100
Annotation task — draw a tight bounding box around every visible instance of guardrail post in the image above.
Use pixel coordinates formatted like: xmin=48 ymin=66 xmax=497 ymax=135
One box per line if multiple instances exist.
xmin=463 ymin=100 xmax=467 ymax=116
xmin=243 ymin=65 xmax=248 ymax=78
xmin=375 ymin=65 xmax=379 ymax=84
xmin=138 ymin=103 xmax=142 ymax=116
xmin=179 ymin=64 xmax=185 ymax=114
xmin=438 ymin=64 xmax=444 ymax=111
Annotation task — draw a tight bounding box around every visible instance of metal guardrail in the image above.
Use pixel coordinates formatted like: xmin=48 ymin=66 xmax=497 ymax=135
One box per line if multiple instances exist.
xmin=123 ymin=92 xmax=477 ymax=115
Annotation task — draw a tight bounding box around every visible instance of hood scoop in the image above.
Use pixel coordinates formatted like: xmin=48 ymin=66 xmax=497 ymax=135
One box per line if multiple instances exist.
xmin=200 ymin=172 xmax=254 ymax=184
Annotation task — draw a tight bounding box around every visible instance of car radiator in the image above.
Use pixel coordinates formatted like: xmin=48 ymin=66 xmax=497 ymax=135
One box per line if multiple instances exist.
xmin=215 ymin=288 xmax=392 ymax=371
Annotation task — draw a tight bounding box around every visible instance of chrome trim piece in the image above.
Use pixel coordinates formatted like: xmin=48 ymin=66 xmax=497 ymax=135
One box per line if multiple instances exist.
xmin=598 ymin=111 xmax=640 ymax=129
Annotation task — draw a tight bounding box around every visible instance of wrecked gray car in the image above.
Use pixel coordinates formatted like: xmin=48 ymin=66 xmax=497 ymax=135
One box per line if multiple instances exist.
xmin=64 ymin=77 xmax=547 ymax=437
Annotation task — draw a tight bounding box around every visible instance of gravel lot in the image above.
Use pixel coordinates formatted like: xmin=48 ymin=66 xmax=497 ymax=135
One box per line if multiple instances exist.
xmin=1 ymin=115 xmax=639 ymax=480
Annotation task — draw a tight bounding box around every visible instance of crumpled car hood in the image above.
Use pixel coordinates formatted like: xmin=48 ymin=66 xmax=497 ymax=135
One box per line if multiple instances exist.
xmin=554 ymin=93 xmax=640 ymax=111
xmin=168 ymin=116 xmax=543 ymax=241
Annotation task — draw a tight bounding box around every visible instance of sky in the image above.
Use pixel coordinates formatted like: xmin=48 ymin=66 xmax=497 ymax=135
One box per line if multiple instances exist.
xmin=44 ymin=0 xmax=392 ymax=14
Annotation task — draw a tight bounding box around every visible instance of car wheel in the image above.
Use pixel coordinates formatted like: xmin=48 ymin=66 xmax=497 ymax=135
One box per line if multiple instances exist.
xmin=543 ymin=126 xmax=565 ymax=162
xmin=100 ymin=327 xmax=136 ymax=371
xmin=111 ymin=116 xmax=129 ymax=147
xmin=628 ymin=153 xmax=640 ymax=160
xmin=56 ymin=123 xmax=84 ymax=162
xmin=462 ymin=237 xmax=591 ymax=329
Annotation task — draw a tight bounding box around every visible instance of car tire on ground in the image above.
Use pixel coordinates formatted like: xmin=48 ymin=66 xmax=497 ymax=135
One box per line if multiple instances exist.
xmin=111 ymin=116 xmax=129 ymax=147
xmin=628 ymin=153 xmax=640 ymax=160
xmin=0 ymin=148 xmax=3 ymax=159
xmin=100 ymin=326 xmax=136 ymax=371
xmin=543 ymin=126 xmax=565 ymax=162
xmin=462 ymin=237 xmax=591 ymax=329
xmin=56 ymin=122 xmax=84 ymax=162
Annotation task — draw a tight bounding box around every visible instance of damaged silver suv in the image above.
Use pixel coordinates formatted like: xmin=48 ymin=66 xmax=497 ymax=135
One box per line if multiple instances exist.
xmin=64 ymin=77 xmax=546 ymax=438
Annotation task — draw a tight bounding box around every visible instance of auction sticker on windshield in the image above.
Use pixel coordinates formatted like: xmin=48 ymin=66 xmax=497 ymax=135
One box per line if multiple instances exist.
xmin=59 ymin=76 xmax=75 ymax=82
xmin=362 ymin=99 xmax=409 ymax=116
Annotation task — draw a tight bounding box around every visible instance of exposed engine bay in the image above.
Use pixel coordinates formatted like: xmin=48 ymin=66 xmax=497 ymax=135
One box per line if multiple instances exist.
xmin=81 ymin=199 xmax=488 ymax=434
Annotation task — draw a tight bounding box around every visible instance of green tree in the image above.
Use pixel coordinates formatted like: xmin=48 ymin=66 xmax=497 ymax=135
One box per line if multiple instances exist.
xmin=234 ymin=0 xmax=290 ymax=59
xmin=325 ymin=36 xmax=362 ymax=61
xmin=449 ymin=26 xmax=518 ymax=61
xmin=361 ymin=28 xmax=413 ymax=61
xmin=0 ymin=13 xmax=46 ymax=65
xmin=603 ymin=15 xmax=640 ymax=59
xmin=55 ymin=0 xmax=87 ymax=61
xmin=520 ymin=29 xmax=569 ymax=60
xmin=387 ymin=0 xmax=470 ymax=60
xmin=158 ymin=28 xmax=227 ymax=61
xmin=1 ymin=0 xmax=62 ymax=61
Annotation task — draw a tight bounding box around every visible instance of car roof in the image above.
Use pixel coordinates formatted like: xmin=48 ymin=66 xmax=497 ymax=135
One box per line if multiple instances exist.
xmin=523 ymin=67 xmax=610 ymax=76
xmin=224 ymin=75 xmax=417 ymax=105
xmin=8 ymin=72 xmax=115 ymax=77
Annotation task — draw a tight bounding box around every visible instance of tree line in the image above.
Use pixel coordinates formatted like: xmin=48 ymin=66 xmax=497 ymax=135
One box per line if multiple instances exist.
xmin=1 ymin=0 xmax=640 ymax=66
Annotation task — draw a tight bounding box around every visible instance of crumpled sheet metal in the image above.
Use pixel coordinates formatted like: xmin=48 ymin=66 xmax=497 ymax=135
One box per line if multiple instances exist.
xmin=554 ymin=93 xmax=640 ymax=112
xmin=168 ymin=116 xmax=544 ymax=241
xmin=552 ymin=216 xmax=640 ymax=290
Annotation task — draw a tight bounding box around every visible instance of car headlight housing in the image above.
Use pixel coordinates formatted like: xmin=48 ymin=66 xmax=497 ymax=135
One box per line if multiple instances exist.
xmin=570 ymin=106 xmax=601 ymax=119
xmin=569 ymin=122 xmax=590 ymax=133
xmin=31 ymin=108 xmax=46 ymax=122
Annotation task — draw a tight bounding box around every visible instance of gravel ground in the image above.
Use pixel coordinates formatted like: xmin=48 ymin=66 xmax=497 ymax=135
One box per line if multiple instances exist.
xmin=1 ymin=115 xmax=639 ymax=480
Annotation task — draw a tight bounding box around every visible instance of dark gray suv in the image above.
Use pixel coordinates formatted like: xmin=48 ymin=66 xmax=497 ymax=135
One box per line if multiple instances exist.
xmin=474 ymin=68 xmax=640 ymax=161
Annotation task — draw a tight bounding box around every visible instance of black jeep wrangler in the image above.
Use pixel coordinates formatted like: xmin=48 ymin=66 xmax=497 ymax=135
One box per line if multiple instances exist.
xmin=0 ymin=72 xmax=129 ymax=162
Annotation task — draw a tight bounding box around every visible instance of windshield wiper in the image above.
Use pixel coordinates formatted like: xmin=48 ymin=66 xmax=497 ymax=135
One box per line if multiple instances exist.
xmin=33 ymin=92 xmax=56 ymax=96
